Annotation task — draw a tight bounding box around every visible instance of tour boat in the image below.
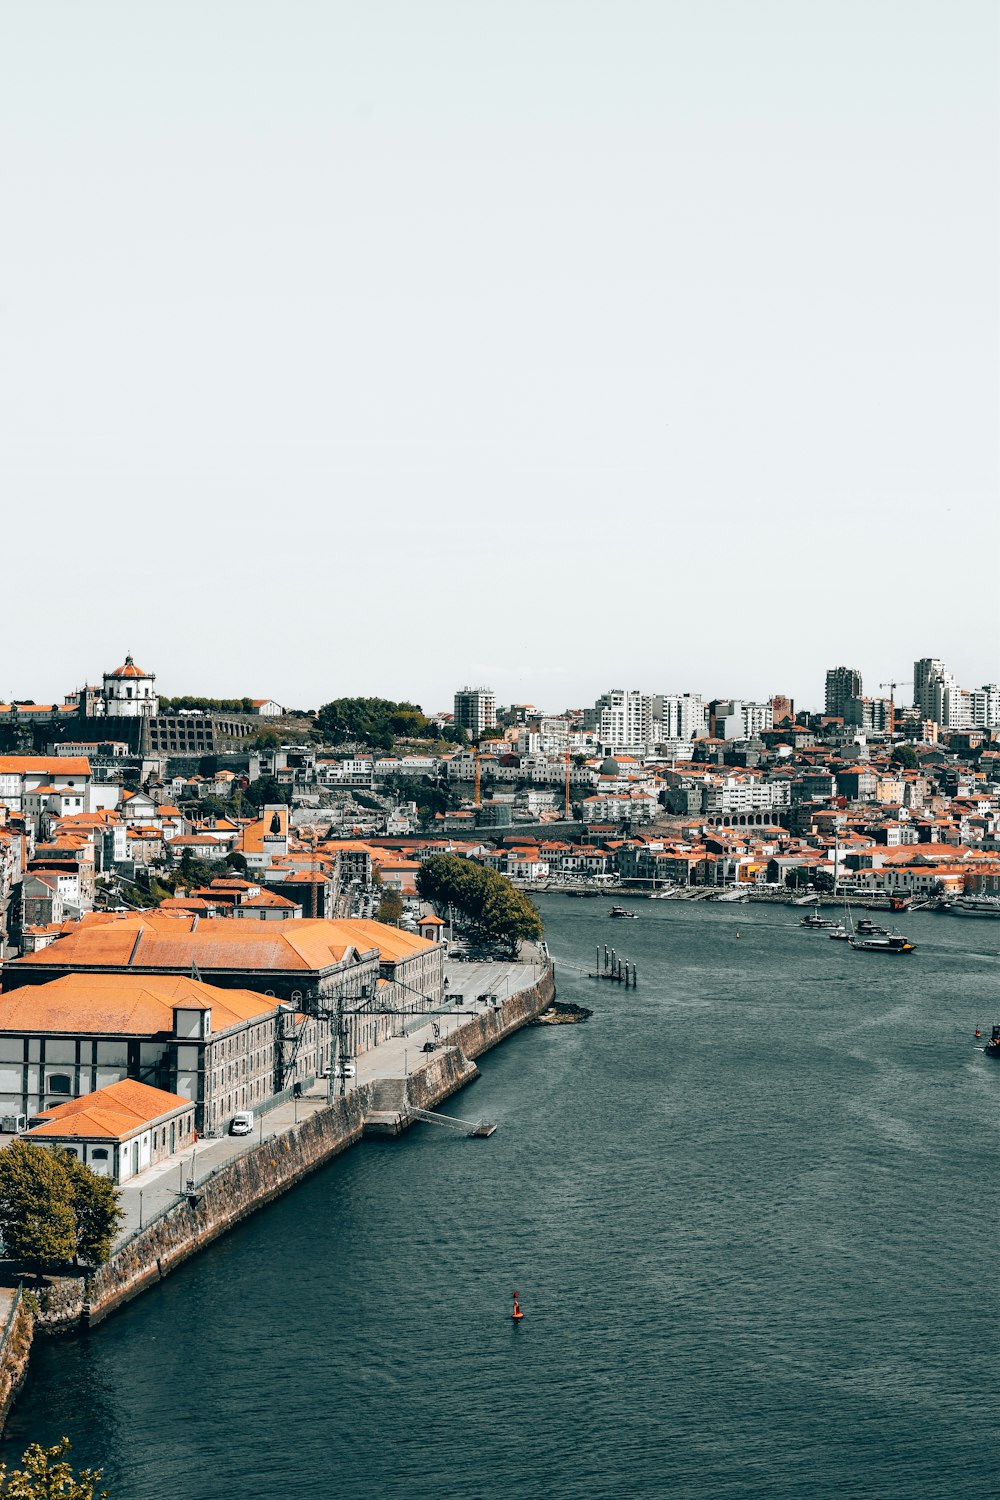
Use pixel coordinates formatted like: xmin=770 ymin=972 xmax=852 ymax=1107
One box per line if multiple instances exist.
xmin=849 ymin=933 xmax=915 ymax=955
xmin=984 ymin=1026 xmax=1000 ymax=1058
xmin=800 ymin=912 xmax=839 ymax=929
xmin=609 ymin=906 xmax=638 ymax=919
xmin=855 ymin=918 xmax=887 ymax=936
xmin=953 ymin=895 xmax=1000 ymax=918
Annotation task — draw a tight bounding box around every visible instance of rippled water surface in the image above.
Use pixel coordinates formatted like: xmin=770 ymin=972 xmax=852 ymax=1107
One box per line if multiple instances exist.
xmin=6 ymin=900 xmax=999 ymax=1499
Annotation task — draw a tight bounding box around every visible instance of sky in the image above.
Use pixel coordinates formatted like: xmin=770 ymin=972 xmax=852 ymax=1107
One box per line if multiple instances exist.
xmin=2 ymin=1 xmax=997 ymax=715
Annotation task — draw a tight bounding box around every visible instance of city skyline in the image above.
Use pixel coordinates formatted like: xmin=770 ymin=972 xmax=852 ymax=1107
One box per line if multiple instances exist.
xmin=8 ymin=645 xmax=997 ymax=724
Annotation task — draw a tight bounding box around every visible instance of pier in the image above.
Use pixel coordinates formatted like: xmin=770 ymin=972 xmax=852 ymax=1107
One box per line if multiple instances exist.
xmin=588 ymin=945 xmax=638 ymax=986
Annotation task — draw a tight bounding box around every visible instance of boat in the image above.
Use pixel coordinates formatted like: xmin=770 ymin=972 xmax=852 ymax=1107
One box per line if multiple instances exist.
xmin=849 ymin=933 xmax=915 ymax=954
xmin=984 ymin=1026 xmax=1000 ymax=1058
xmin=609 ymin=905 xmax=637 ymax=919
xmin=855 ymin=919 xmax=887 ymax=936
xmin=511 ymin=1291 xmax=524 ymax=1321
xmin=800 ymin=912 xmax=839 ymax=929
xmin=828 ymin=924 xmax=851 ymax=940
xmin=952 ymin=895 xmax=1000 ymax=918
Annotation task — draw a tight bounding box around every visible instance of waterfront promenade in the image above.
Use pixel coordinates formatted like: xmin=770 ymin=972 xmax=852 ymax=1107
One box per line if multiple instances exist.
xmin=114 ymin=952 xmax=545 ymax=1239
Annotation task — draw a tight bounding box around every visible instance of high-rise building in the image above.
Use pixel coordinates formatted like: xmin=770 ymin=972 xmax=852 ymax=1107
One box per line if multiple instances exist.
xmin=913 ymin=658 xmax=946 ymax=718
xmin=453 ymin=686 xmax=496 ymax=740
xmin=587 ymin=689 xmax=654 ymax=753
xmin=709 ymin=700 xmax=773 ymax=741
xmin=845 ymin=696 xmax=892 ymax=733
xmin=970 ymin=684 xmax=1000 ymax=729
xmin=654 ymin=693 xmax=709 ymax=742
xmin=825 ymin=667 xmax=862 ymax=718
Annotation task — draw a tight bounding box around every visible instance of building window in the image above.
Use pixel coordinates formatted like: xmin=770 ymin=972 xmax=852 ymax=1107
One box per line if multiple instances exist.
xmin=47 ymin=1073 xmax=72 ymax=1095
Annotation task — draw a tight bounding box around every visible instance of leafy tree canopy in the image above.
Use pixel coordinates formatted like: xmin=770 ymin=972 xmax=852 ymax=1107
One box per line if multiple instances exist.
xmin=0 ymin=1438 xmax=107 ymax=1499
xmin=376 ymin=889 xmax=405 ymax=926
xmin=416 ymin=854 xmax=543 ymax=953
xmin=316 ymin=698 xmax=433 ymax=751
xmin=0 ymin=1142 xmax=123 ymax=1278
xmin=159 ymin=696 xmax=257 ymax=714
xmin=890 ymin=744 xmax=919 ymax=769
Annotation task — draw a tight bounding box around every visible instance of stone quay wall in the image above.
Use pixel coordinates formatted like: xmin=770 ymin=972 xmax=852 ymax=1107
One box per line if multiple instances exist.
xmin=0 ymin=1290 xmax=35 ymax=1432
xmin=21 ymin=961 xmax=555 ymax=1350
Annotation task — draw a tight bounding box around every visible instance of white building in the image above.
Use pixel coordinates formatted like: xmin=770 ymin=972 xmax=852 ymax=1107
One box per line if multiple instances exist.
xmin=655 ymin=693 xmax=708 ymax=742
xmin=588 ymin=689 xmax=655 ymax=754
xmin=453 ymin=686 xmax=496 ymax=739
xmin=101 ymin=655 xmax=158 ymax=717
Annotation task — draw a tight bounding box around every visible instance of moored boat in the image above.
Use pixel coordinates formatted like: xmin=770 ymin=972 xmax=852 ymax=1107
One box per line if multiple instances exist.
xmin=952 ymin=895 xmax=1000 ymax=918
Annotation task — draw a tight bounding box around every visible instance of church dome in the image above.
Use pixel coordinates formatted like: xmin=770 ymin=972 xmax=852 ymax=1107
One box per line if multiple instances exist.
xmin=108 ymin=654 xmax=150 ymax=680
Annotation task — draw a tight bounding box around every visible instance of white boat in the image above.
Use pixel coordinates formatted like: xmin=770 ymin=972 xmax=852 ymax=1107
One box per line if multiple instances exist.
xmin=952 ymin=895 xmax=1000 ymax=918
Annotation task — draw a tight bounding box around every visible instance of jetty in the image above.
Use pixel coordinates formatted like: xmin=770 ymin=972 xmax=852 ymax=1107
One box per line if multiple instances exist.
xmin=588 ymin=945 xmax=638 ymax=986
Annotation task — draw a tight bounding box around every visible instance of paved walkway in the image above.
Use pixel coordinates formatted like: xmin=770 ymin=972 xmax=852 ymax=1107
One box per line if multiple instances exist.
xmin=115 ymin=953 xmax=546 ymax=1242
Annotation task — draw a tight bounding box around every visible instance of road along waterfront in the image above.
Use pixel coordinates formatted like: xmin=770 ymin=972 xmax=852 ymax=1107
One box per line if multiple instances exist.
xmin=5 ymin=898 xmax=999 ymax=1500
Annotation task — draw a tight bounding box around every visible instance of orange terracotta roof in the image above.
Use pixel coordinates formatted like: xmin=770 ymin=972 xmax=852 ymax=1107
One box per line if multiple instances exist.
xmin=26 ymin=1078 xmax=189 ymax=1140
xmin=0 ymin=971 xmax=277 ymax=1036
xmin=7 ymin=913 xmax=409 ymax=973
xmin=0 ymin=757 xmax=92 ymax=776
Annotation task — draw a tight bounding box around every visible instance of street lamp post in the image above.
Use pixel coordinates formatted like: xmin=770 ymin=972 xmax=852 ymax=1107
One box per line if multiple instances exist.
xmin=139 ymin=1189 xmax=143 ymax=1230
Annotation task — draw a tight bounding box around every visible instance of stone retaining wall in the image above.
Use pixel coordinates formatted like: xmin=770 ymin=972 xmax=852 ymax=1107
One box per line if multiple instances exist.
xmin=30 ymin=962 xmax=555 ymax=1340
xmin=37 ymin=1093 xmax=367 ymax=1331
xmin=0 ymin=1292 xmax=34 ymax=1432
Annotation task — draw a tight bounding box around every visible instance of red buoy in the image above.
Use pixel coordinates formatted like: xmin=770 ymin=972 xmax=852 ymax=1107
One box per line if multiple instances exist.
xmin=511 ymin=1291 xmax=524 ymax=1322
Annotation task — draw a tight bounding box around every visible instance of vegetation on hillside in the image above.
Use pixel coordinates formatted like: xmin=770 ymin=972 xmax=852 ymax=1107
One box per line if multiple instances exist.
xmin=416 ymin=854 xmax=543 ymax=953
xmin=315 ymin=698 xmax=469 ymax=752
xmin=158 ymin=696 xmax=258 ymax=713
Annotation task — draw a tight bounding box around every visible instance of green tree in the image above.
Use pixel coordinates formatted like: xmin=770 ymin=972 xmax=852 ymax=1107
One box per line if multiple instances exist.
xmin=416 ymin=854 xmax=543 ymax=953
xmin=62 ymin=1154 xmax=125 ymax=1269
xmin=240 ymin=777 xmax=287 ymax=812
xmin=315 ymin=697 xmax=433 ymax=750
xmin=377 ymin=888 xmax=404 ymax=924
xmin=376 ymin=889 xmax=405 ymax=926
xmin=0 ymin=1142 xmax=78 ymax=1278
xmin=891 ymin=744 xmax=918 ymax=769
xmin=0 ymin=1438 xmax=107 ymax=1499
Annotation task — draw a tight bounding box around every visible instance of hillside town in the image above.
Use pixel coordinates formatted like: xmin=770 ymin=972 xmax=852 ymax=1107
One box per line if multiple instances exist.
xmin=0 ymin=650 xmax=995 ymax=1180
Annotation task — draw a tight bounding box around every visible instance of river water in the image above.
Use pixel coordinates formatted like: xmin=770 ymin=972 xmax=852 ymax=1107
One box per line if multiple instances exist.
xmin=5 ymin=899 xmax=999 ymax=1499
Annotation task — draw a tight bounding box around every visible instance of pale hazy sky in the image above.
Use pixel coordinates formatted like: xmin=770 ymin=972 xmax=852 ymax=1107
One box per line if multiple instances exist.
xmin=3 ymin=1 xmax=997 ymax=714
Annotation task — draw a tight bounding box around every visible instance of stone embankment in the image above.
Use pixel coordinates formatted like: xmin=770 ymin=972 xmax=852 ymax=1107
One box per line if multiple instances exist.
xmin=0 ymin=961 xmax=555 ymax=1414
xmin=0 ymin=1289 xmax=35 ymax=1431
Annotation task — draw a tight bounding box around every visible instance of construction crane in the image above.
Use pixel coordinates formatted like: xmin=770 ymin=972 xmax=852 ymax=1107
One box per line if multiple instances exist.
xmin=564 ymin=748 xmax=572 ymax=821
xmin=879 ymin=680 xmax=913 ymax=738
xmin=473 ymin=747 xmax=481 ymax=808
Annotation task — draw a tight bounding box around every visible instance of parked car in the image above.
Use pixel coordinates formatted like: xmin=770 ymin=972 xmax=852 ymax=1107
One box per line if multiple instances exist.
xmin=229 ymin=1111 xmax=254 ymax=1136
xmin=334 ymin=1060 xmax=357 ymax=1078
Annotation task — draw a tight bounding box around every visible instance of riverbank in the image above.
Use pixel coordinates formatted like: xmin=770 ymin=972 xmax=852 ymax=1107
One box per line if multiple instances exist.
xmin=0 ymin=959 xmax=555 ymax=1431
